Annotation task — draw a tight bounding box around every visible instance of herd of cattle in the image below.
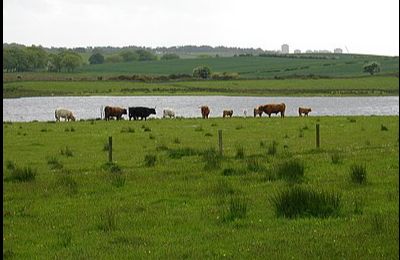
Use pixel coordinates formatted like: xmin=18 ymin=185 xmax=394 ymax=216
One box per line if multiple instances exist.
xmin=54 ymin=103 xmax=312 ymax=122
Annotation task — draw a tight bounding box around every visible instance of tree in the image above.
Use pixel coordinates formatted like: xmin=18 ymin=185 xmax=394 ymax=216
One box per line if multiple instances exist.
xmin=60 ymin=51 xmax=82 ymax=72
xmin=88 ymin=53 xmax=105 ymax=64
xmin=193 ymin=66 xmax=212 ymax=79
xmin=135 ymin=49 xmax=157 ymax=61
xmin=47 ymin=53 xmax=63 ymax=72
xmin=119 ymin=50 xmax=139 ymax=62
xmin=26 ymin=45 xmax=48 ymax=70
xmin=363 ymin=61 xmax=380 ymax=75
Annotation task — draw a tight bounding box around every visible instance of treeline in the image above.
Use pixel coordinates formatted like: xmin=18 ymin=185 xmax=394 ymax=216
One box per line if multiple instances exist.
xmin=3 ymin=44 xmax=83 ymax=72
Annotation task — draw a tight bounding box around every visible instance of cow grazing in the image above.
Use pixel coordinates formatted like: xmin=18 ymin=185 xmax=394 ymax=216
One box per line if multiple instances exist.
xmin=259 ymin=103 xmax=286 ymax=118
xmin=223 ymin=110 xmax=233 ymax=118
xmin=201 ymin=106 xmax=210 ymax=119
xmin=253 ymin=107 xmax=263 ymax=117
xmin=129 ymin=107 xmax=156 ymax=121
xmin=104 ymin=106 xmax=127 ymax=120
xmin=55 ymin=108 xmax=76 ymax=122
xmin=299 ymin=107 xmax=312 ymax=117
xmin=163 ymin=109 xmax=175 ymax=118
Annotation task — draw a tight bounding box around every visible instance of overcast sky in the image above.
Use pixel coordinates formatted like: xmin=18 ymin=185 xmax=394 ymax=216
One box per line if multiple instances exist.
xmin=3 ymin=0 xmax=399 ymax=56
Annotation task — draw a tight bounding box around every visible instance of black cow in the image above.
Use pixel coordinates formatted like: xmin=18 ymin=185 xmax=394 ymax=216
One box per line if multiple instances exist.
xmin=129 ymin=107 xmax=156 ymax=121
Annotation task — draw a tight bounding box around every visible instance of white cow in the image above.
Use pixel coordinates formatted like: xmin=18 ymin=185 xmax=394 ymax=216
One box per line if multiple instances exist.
xmin=55 ymin=108 xmax=76 ymax=122
xmin=163 ymin=109 xmax=175 ymax=118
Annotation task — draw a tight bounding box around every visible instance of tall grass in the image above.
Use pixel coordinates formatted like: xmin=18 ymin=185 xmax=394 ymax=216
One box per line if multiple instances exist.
xmin=144 ymin=154 xmax=156 ymax=167
xmin=270 ymin=185 xmax=341 ymax=218
xmin=202 ymin=147 xmax=221 ymax=170
xmin=222 ymin=195 xmax=248 ymax=222
xmin=98 ymin=207 xmax=118 ymax=232
xmin=349 ymin=164 xmax=367 ymax=184
xmin=47 ymin=156 xmax=63 ymax=170
xmin=274 ymin=159 xmax=304 ymax=182
xmin=8 ymin=166 xmax=37 ymax=182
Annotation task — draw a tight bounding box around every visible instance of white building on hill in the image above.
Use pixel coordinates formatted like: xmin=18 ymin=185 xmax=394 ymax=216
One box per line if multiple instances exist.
xmin=281 ymin=44 xmax=289 ymax=54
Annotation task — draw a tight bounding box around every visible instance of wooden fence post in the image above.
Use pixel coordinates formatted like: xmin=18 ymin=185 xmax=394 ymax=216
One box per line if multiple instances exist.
xmin=108 ymin=136 xmax=113 ymax=162
xmin=218 ymin=130 xmax=223 ymax=156
xmin=316 ymin=124 xmax=320 ymax=148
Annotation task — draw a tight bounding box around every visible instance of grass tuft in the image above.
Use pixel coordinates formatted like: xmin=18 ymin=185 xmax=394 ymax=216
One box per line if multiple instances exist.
xmin=102 ymin=162 xmax=122 ymax=173
xmin=55 ymin=174 xmax=78 ymax=196
xmin=331 ymin=151 xmax=342 ymax=164
xmin=121 ymin=127 xmax=135 ymax=133
xmin=246 ymin=157 xmax=264 ymax=172
xmin=222 ymin=195 xmax=248 ymax=222
xmin=60 ymin=146 xmax=74 ymax=157
xmin=270 ymin=185 xmax=341 ymax=218
xmin=9 ymin=166 xmax=37 ymax=182
xmin=380 ymin=124 xmax=388 ymax=131
xmin=267 ymin=140 xmax=278 ymax=155
xmin=144 ymin=154 xmax=156 ymax=167
xmin=235 ymin=145 xmax=245 ymax=159
xmin=98 ymin=207 xmax=118 ymax=232
xmin=47 ymin=156 xmax=63 ymax=170
xmin=349 ymin=164 xmax=367 ymax=184
xmin=274 ymin=159 xmax=304 ymax=182
xmin=167 ymin=147 xmax=198 ymax=159
xmin=202 ymin=147 xmax=221 ymax=170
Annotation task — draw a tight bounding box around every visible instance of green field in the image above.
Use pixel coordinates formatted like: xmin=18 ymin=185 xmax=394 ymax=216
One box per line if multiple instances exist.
xmin=3 ymin=77 xmax=399 ymax=98
xmin=3 ymin=116 xmax=399 ymax=258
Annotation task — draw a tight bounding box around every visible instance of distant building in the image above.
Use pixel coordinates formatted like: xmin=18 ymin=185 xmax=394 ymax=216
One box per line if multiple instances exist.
xmin=306 ymin=50 xmax=313 ymax=54
xmin=334 ymin=48 xmax=343 ymax=54
xmin=281 ymin=44 xmax=289 ymax=54
xmin=294 ymin=49 xmax=301 ymax=54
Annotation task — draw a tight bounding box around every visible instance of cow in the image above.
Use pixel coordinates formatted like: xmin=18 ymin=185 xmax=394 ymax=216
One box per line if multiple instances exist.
xmin=299 ymin=107 xmax=312 ymax=117
xmin=129 ymin=107 xmax=156 ymax=121
xmin=163 ymin=109 xmax=175 ymax=118
xmin=223 ymin=110 xmax=233 ymax=118
xmin=55 ymin=108 xmax=76 ymax=122
xmin=259 ymin=103 xmax=286 ymax=118
xmin=201 ymin=106 xmax=210 ymax=119
xmin=254 ymin=107 xmax=263 ymax=117
xmin=104 ymin=106 xmax=127 ymax=120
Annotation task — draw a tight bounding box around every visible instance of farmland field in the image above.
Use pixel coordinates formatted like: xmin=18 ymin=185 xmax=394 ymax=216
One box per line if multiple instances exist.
xmin=3 ymin=77 xmax=399 ymax=98
xmin=3 ymin=116 xmax=399 ymax=259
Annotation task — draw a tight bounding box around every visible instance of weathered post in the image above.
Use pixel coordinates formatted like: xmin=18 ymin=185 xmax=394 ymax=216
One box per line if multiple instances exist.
xmin=218 ymin=130 xmax=223 ymax=156
xmin=316 ymin=124 xmax=320 ymax=148
xmin=108 ymin=136 xmax=113 ymax=162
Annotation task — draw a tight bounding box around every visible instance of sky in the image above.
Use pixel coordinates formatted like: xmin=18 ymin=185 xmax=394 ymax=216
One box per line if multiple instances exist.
xmin=3 ymin=0 xmax=399 ymax=56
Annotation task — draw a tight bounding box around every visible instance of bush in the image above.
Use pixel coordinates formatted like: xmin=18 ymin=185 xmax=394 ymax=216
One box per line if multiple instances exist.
xmin=350 ymin=164 xmax=367 ymax=184
xmin=270 ymin=185 xmax=341 ymax=218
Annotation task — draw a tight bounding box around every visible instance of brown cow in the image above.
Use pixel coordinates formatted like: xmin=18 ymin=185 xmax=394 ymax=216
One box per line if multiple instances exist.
xmin=104 ymin=106 xmax=127 ymax=120
xmin=253 ymin=107 xmax=263 ymax=117
xmin=201 ymin=106 xmax=210 ymax=119
xmin=223 ymin=109 xmax=233 ymax=118
xmin=299 ymin=107 xmax=312 ymax=117
xmin=259 ymin=103 xmax=286 ymax=118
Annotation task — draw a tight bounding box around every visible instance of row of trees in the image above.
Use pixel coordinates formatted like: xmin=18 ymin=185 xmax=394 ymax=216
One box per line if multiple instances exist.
xmin=3 ymin=45 xmax=83 ymax=72
xmin=94 ymin=50 xmax=178 ymax=64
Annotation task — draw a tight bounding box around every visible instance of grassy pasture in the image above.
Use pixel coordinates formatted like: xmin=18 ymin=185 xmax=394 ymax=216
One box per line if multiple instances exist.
xmin=3 ymin=116 xmax=399 ymax=259
xmin=3 ymin=76 xmax=399 ymax=98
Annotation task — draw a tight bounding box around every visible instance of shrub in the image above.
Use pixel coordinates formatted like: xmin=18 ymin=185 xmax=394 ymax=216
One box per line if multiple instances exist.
xmin=144 ymin=154 xmax=156 ymax=167
xmin=349 ymin=164 xmax=367 ymax=184
xmin=9 ymin=166 xmax=37 ymax=182
xmin=270 ymin=185 xmax=341 ymax=218
xmin=274 ymin=159 xmax=304 ymax=182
